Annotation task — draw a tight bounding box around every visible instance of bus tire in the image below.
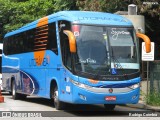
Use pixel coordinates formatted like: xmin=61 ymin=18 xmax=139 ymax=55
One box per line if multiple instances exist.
xmin=11 ymin=81 xmax=27 ymax=100
xmin=11 ymin=81 xmax=20 ymax=100
xmin=20 ymin=94 xmax=27 ymax=100
xmin=52 ymin=86 xmax=65 ymax=110
xmin=104 ymin=104 xmax=116 ymax=111
xmin=9 ymin=91 xmax=12 ymax=95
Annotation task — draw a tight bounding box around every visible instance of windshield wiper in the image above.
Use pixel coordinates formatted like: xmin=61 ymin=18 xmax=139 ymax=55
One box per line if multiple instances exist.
xmin=93 ymin=56 xmax=110 ymax=80
xmin=75 ymin=69 xmax=97 ymax=79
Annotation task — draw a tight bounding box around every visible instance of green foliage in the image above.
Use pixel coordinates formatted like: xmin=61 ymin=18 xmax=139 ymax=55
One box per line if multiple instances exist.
xmin=0 ymin=0 xmax=75 ymax=37
xmin=0 ymin=0 xmax=159 ymax=41
xmin=76 ymin=0 xmax=160 ymax=18
xmin=76 ymin=0 xmax=128 ymax=12
xmin=146 ymin=91 xmax=160 ymax=106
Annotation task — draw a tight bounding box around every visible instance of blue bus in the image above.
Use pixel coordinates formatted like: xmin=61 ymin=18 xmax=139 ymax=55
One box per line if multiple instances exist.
xmin=2 ymin=11 xmax=150 ymax=110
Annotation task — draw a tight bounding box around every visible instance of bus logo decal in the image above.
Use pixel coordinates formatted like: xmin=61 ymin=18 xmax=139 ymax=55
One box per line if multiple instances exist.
xmin=19 ymin=69 xmax=39 ymax=95
xmin=29 ymin=56 xmax=50 ymax=67
xmin=109 ymin=88 xmax=113 ymax=93
xmin=34 ymin=16 xmax=48 ymax=66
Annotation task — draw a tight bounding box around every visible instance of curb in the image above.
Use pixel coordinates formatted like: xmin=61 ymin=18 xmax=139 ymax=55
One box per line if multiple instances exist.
xmin=126 ymin=100 xmax=160 ymax=111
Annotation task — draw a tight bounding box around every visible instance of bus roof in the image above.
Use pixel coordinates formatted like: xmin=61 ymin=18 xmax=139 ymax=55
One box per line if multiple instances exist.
xmin=5 ymin=11 xmax=133 ymax=37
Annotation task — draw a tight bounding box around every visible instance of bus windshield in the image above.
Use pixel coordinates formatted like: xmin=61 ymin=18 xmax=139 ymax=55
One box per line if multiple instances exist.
xmin=72 ymin=25 xmax=139 ymax=80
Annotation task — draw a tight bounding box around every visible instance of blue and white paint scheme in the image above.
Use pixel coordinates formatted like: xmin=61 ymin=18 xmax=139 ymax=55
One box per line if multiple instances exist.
xmin=2 ymin=11 xmax=141 ymax=109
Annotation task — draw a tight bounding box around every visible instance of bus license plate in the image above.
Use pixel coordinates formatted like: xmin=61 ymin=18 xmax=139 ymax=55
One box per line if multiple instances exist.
xmin=105 ymin=96 xmax=116 ymax=101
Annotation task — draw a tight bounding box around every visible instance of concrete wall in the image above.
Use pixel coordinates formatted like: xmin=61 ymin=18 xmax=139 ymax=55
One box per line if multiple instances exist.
xmin=122 ymin=15 xmax=145 ymax=33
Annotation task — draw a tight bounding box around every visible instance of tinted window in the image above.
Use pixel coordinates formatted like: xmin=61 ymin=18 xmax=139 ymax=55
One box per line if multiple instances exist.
xmin=47 ymin=23 xmax=58 ymax=55
xmin=59 ymin=20 xmax=72 ymax=70
xmin=3 ymin=22 xmax=58 ymax=55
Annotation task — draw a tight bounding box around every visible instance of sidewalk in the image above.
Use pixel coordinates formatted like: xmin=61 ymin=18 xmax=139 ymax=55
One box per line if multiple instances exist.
xmin=127 ymin=100 xmax=160 ymax=111
xmin=126 ymin=81 xmax=160 ymax=111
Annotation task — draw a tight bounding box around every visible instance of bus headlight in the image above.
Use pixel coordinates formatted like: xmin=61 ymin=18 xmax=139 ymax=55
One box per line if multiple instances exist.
xmin=70 ymin=78 xmax=91 ymax=89
xmin=129 ymin=83 xmax=140 ymax=89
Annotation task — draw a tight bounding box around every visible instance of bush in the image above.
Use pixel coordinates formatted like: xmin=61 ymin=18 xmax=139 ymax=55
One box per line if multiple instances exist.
xmin=146 ymin=92 xmax=160 ymax=106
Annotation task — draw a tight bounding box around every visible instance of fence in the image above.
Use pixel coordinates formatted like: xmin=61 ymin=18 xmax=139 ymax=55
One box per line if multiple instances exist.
xmin=149 ymin=61 xmax=160 ymax=93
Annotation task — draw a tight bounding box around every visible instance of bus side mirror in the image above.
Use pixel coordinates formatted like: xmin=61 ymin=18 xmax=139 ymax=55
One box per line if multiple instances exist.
xmin=63 ymin=30 xmax=76 ymax=53
xmin=136 ymin=33 xmax=151 ymax=53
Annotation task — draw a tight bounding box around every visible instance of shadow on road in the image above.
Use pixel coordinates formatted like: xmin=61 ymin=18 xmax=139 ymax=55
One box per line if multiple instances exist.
xmin=1 ymin=92 xmax=139 ymax=117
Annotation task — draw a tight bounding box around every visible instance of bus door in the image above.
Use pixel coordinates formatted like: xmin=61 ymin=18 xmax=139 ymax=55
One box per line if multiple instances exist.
xmin=59 ymin=67 xmax=72 ymax=102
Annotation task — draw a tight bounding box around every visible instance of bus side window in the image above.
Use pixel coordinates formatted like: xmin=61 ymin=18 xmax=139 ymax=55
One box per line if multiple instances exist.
xmin=27 ymin=29 xmax=35 ymax=52
xmin=9 ymin=37 xmax=13 ymax=54
xmin=15 ymin=34 xmax=23 ymax=54
xmin=22 ymin=32 xmax=27 ymax=52
xmin=3 ymin=38 xmax=8 ymax=55
xmin=48 ymin=22 xmax=58 ymax=55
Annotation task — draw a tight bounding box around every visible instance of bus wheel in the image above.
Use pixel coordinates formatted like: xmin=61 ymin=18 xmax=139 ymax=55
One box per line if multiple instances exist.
xmin=9 ymin=91 xmax=12 ymax=95
xmin=104 ymin=104 xmax=116 ymax=111
xmin=11 ymin=81 xmax=20 ymax=100
xmin=52 ymin=86 xmax=65 ymax=110
xmin=20 ymin=94 xmax=27 ymax=100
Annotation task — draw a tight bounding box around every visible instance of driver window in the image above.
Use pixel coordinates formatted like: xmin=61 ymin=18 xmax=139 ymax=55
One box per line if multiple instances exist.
xmin=58 ymin=20 xmax=72 ymax=70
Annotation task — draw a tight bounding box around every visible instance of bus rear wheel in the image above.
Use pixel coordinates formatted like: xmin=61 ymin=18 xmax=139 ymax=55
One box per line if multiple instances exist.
xmin=12 ymin=81 xmax=20 ymax=100
xmin=11 ymin=81 xmax=26 ymax=100
xmin=52 ymin=86 xmax=65 ymax=110
xmin=104 ymin=104 xmax=116 ymax=111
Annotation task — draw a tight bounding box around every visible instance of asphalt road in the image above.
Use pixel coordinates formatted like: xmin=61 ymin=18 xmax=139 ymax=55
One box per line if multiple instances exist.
xmin=0 ymin=92 xmax=159 ymax=118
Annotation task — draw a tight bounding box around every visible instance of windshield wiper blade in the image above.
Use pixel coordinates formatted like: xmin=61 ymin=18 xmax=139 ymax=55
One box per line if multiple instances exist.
xmin=93 ymin=72 xmax=100 ymax=80
xmin=75 ymin=69 xmax=96 ymax=77
xmin=93 ymin=58 xmax=110 ymax=80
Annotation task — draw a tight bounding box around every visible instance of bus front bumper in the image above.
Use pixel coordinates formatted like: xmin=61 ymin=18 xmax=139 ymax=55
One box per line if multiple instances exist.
xmin=72 ymin=84 xmax=140 ymax=105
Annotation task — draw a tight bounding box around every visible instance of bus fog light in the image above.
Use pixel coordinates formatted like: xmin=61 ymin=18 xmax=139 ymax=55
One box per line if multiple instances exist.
xmin=132 ymin=95 xmax=137 ymax=100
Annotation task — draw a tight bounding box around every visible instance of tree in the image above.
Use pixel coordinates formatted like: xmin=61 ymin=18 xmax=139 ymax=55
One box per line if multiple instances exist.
xmin=76 ymin=0 xmax=128 ymax=12
xmin=0 ymin=0 xmax=76 ymax=37
xmin=76 ymin=0 xmax=160 ymax=45
xmin=0 ymin=0 xmax=159 ymax=42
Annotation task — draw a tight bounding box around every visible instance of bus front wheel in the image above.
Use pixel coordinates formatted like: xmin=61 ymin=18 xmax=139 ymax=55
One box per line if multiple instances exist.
xmin=52 ymin=86 xmax=65 ymax=110
xmin=104 ymin=104 xmax=116 ymax=111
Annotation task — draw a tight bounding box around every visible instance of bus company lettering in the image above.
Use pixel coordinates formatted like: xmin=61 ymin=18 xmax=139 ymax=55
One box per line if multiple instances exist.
xmin=80 ymin=58 xmax=96 ymax=64
xmin=29 ymin=56 xmax=50 ymax=66
xmin=111 ymin=28 xmax=130 ymax=40
xmin=78 ymin=17 xmax=128 ymax=23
